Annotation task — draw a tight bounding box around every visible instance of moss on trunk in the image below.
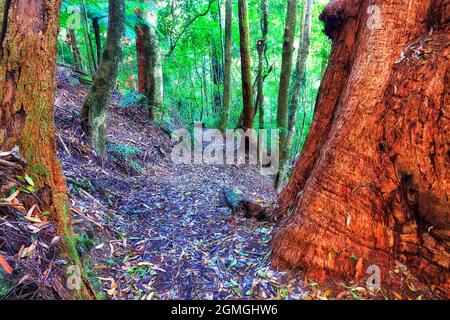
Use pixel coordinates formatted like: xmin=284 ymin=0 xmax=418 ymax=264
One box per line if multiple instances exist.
xmin=81 ymin=0 xmax=125 ymax=155
xmin=0 ymin=0 xmax=94 ymax=299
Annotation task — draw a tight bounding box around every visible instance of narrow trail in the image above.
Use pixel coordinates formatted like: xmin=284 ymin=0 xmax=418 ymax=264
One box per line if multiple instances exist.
xmin=50 ymin=67 xmax=444 ymax=301
xmin=119 ymin=161 xmax=291 ymax=300
xmin=54 ymin=68 xmax=306 ymax=300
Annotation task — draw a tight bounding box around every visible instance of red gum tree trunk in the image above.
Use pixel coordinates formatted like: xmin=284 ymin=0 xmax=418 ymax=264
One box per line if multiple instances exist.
xmin=272 ymin=0 xmax=449 ymax=288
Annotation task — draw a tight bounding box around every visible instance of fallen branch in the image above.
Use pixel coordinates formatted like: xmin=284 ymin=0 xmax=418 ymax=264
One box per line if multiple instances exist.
xmin=0 ymin=158 xmax=22 ymax=170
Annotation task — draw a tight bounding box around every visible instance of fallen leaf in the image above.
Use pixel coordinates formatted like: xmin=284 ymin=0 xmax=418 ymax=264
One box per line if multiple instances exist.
xmin=0 ymin=253 xmax=13 ymax=274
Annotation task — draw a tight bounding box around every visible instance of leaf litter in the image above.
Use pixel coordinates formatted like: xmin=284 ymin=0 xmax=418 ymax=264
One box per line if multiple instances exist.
xmin=1 ymin=66 xmax=442 ymax=300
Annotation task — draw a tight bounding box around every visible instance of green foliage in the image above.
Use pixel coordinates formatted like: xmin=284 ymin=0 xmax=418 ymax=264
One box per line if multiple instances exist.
xmin=58 ymin=0 xmax=331 ymax=165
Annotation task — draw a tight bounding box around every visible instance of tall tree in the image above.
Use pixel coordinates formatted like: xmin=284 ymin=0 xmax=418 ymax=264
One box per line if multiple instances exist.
xmin=218 ymin=0 xmax=232 ymax=132
xmin=275 ymin=0 xmax=312 ymax=189
xmin=68 ymin=29 xmax=83 ymax=71
xmin=0 ymin=0 xmax=93 ymax=298
xmin=92 ymin=17 xmax=102 ymax=67
xmin=80 ymin=0 xmax=97 ymax=74
xmin=238 ymin=0 xmax=255 ymax=130
xmin=276 ymin=0 xmax=300 ymax=158
xmin=272 ymin=0 xmax=449 ymax=287
xmin=80 ymin=0 xmax=125 ymax=154
xmin=210 ymin=2 xmax=222 ymax=115
xmin=144 ymin=0 xmax=164 ymax=121
xmin=255 ymin=0 xmax=269 ymax=130
xmin=135 ymin=7 xmax=146 ymax=94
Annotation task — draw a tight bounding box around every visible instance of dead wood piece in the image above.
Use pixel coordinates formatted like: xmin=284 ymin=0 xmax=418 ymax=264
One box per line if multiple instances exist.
xmin=224 ymin=187 xmax=266 ymax=219
xmin=0 ymin=146 xmax=27 ymax=168
xmin=0 ymin=159 xmax=22 ymax=170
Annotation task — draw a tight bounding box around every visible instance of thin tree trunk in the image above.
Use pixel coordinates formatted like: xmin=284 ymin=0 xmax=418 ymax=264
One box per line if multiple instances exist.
xmin=0 ymin=0 xmax=93 ymax=299
xmin=255 ymin=0 xmax=268 ymax=130
xmin=80 ymin=0 xmax=97 ymax=73
xmin=69 ymin=29 xmax=83 ymax=71
xmin=143 ymin=0 xmax=164 ymax=121
xmin=135 ymin=24 xmax=146 ymax=93
xmin=256 ymin=0 xmax=269 ymax=163
xmin=275 ymin=0 xmax=312 ymax=189
xmin=92 ymin=17 xmax=102 ymax=66
xmin=218 ymin=0 xmax=232 ymax=132
xmin=276 ymin=0 xmax=299 ymax=156
xmin=273 ymin=0 xmax=450 ymax=288
xmin=80 ymin=0 xmax=125 ymax=155
xmin=135 ymin=4 xmax=146 ymax=94
xmin=210 ymin=3 xmax=222 ymax=116
xmin=238 ymin=0 xmax=255 ymax=131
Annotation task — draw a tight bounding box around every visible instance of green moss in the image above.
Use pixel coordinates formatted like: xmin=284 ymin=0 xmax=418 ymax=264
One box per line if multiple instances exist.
xmin=27 ymin=163 xmax=50 ymax=178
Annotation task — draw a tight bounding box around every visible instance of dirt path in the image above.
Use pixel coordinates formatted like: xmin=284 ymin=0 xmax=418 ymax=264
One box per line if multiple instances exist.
xmin=115 ymin=162 xmax=303 ymax=300
xmin=54 ymin=69 xmax=306 ymax=300
xmin=52 ymin=67 xmax=445 ymax=301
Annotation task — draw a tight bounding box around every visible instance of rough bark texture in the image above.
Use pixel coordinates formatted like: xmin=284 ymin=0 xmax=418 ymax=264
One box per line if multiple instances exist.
xmin=218 ymin=0 xmax=232 ymax=132
xmin=275 ymin=0 xmax=312 ymax=190
xmin=272 ymin=0 xmax=450 ymax=289
xmin=80 ymin=0 xmax=125 ymax=154
xmin=0 ymin=0 xmax=93 ymax=299
xmin=276 ymin=0 xmax=299 ymax=153
xmin=238 ymin=0 xmax=254 ymax=130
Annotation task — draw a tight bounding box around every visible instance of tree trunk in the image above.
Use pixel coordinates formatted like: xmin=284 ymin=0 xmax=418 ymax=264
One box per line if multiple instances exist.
xmin=238 ymin=0 xmax=255 ymax=131
xmin=92 ymin=17 xmax=102 ymax=67
xmin=255 ymin=0 xmax=268 ymax=130
xmin=210 ymin=3 xmax=222 ymax=116
xmin=218 ymin=0 xmax=232 ymax=132
xmin=68 ymin=29 xmax=83 ymax=71
xmin=256 ymin=0 xmax=268 ymax=163
xmin=80 ymin=0 xmax=97 ymax=74
xmin=135 ymin=6 xmax=146 ymax=94
xmin=276 ymin=0 xmax=299 ymax=155
xmin=80 ymin=0 xmax=125 ymax=155
xmin=275 ymin=0 xmax=312 ymax=190
xmin=0 ymin=0 xmax=93 ymax=299
xmin=272 ymin=0 xmax=450 ymax=289
xmin=143 ymin=0 xmax=164 ymax=122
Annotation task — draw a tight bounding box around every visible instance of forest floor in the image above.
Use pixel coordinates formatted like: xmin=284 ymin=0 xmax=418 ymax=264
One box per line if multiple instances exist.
xmin=49 ymin=66 xmax=445 ymax=300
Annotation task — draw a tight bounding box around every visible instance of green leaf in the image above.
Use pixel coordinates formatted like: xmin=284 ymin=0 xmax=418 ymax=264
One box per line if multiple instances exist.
xmin=228 ymin=258 xmax=237 ymax=269
xmin=350 ymin=291 xmax=362 ymax=300
xmin=24 ymin=174 xmax=35 ymax=187
xmin=257 ymin=270 xmax=268 ymax=278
